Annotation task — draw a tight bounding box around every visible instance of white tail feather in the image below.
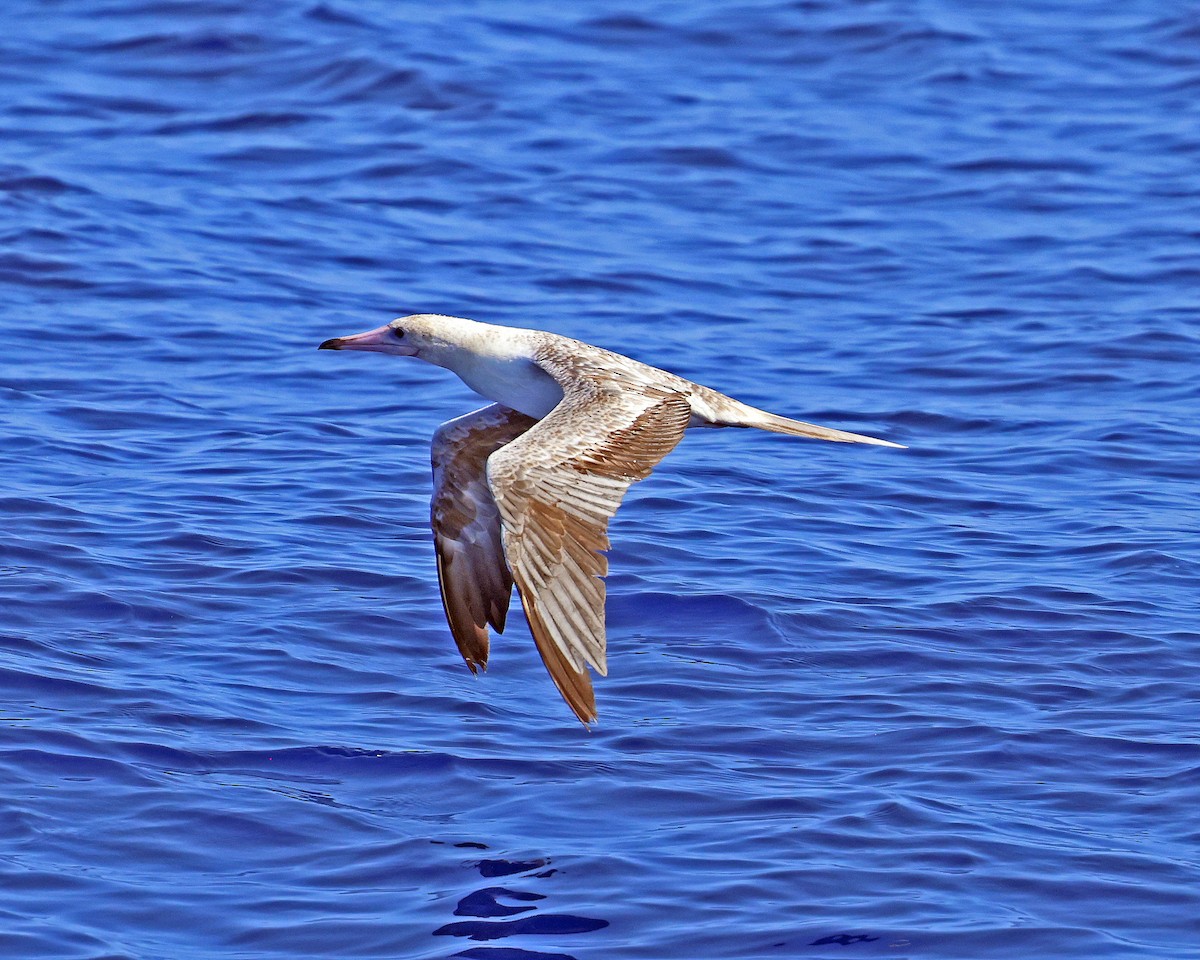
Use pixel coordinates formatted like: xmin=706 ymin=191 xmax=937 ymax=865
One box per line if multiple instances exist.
xmin=750 ymin=410 xmax=904 ymax=447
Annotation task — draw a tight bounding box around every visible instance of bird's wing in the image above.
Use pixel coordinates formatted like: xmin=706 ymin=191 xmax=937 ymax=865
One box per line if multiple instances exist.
xmin=431 ymin=404 xmax=538 ymax=673
xmin=486 ymin=358 xmax=693 ymax=723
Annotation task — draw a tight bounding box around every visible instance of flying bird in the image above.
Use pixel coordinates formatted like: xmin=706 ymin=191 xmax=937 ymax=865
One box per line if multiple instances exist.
xmin=320 ymin=314 xmax=902 ymax=723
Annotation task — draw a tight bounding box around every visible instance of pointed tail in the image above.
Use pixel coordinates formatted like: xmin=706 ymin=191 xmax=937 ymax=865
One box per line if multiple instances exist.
xmin=711 ymin=395 xmax=905 ymax=447
xmin=749 ymin=410 xmax=904 ymax=447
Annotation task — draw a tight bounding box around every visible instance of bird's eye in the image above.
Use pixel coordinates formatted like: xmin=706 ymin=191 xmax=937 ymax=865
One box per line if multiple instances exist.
xmin=392 ymin=327 xmax=404 ymax=338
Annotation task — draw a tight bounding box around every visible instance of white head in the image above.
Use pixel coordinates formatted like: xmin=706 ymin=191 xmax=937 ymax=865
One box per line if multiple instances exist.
xmin=318 ymin=314 xmax=487 ymax=368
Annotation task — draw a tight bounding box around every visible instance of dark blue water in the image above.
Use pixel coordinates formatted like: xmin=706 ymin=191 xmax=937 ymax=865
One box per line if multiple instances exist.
xmin=3 ymin=1 xmax=1199 ymax=957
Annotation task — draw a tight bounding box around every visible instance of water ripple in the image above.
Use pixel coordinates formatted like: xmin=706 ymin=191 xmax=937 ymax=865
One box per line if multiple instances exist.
xmin=2 ymin=1 xmax=1199 ymax=958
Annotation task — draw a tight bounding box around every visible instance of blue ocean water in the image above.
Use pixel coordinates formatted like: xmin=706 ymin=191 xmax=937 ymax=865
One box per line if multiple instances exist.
xmin=2 ymin=0 xmax=1199 ymax=957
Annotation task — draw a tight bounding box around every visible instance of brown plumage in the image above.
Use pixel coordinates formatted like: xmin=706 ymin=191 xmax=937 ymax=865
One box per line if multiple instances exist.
xmin=431 ymin=405 xmax=536 ymax=673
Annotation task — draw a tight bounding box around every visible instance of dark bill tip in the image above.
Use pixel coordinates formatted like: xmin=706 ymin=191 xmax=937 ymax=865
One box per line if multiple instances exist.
xmin=318 ymin=338 xmax=344 ymax=350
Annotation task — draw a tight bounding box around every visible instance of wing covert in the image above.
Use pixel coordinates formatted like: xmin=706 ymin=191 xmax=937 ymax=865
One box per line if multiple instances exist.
xmin=486 ymin=380 xmax=692 ymax=723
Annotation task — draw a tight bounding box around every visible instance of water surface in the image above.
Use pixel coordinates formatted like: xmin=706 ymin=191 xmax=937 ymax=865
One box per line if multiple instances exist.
xmin=2 ymin=1 xmax=1198 ymax=957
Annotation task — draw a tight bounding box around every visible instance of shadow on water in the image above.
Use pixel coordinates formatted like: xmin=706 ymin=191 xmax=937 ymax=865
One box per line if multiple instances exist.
xmin=432 ymin=847 xmax=607 ymax=960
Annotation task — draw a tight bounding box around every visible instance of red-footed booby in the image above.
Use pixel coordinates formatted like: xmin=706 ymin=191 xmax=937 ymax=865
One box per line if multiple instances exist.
xmin=319 ymin=314 xmax=902 ymax=724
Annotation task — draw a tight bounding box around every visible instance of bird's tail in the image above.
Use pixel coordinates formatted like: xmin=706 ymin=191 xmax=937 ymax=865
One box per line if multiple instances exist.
xmin=713 ymin=396 xmax=905 ymax=448
xmin=751 ymin=410 xmax=903 ymax=447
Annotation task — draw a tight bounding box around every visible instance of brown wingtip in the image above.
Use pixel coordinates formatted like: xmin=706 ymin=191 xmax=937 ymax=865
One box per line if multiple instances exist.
xmin=435 ymin=550 xmax=491 ymax=674
xmin=517 ymin=589 xmax=598 ymax=725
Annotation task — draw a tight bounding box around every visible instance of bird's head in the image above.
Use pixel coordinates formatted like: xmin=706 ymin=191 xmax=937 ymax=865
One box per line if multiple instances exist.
xmin=318 ymin=314 xmax=480 ymax=364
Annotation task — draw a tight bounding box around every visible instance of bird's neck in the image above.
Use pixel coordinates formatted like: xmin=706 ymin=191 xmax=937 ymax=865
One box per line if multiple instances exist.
xmin=437 ymin=339 xmax=564 ymax=420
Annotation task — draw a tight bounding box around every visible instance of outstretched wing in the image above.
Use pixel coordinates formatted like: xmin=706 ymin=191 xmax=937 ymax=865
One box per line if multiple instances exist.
xmin=431 ymin=404 xmax=537 ymax=673
xmin=486 ymin=368 xmax=692 ymax=724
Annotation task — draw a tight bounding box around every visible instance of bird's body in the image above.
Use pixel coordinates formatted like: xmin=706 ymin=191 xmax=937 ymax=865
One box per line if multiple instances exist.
xmin=320 ymin=314 xmax=902 ymax=723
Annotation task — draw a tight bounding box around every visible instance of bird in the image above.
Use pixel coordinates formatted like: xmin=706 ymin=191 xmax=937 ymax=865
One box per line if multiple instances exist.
xmin=319 ymin=314 xmax=902 ymax=723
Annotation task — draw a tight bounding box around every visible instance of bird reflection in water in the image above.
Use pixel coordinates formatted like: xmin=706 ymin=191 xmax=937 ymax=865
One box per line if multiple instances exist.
xmin=432 ymin=846 xmax=608 ymax=959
